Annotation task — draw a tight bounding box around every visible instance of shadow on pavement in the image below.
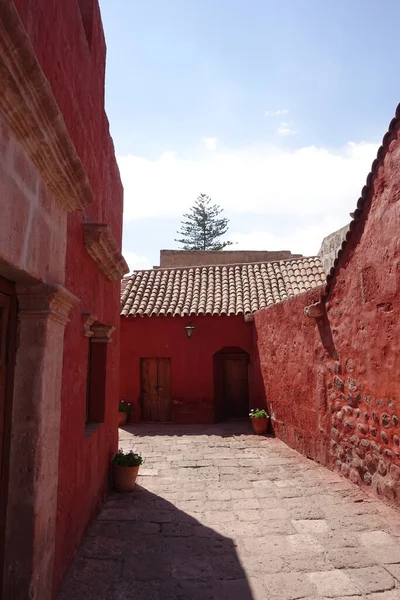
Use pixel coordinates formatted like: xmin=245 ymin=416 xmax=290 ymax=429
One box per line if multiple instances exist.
xmin=120 ymin=419 xmax=272 ymax=439
xmin=59 ymin=485 xmax=254 ymax=600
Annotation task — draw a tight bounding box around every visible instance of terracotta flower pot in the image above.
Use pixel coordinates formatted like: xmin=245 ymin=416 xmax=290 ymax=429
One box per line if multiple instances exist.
xmin=112 ymin=464 xmax=140 ymax=492
xmin=118 ymin=411 xmax=128 ymax=427
xmin=251 ymin=417 xmax=269 ymax=435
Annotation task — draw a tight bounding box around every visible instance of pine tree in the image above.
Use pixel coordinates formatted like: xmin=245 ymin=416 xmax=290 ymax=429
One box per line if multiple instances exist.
xmin=175 ymin=194 xmax=233 ymax=250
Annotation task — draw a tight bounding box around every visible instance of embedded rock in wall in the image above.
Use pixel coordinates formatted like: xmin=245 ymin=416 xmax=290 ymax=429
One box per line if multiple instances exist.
xmin=326 ymin=355 xmax=400 ymax=502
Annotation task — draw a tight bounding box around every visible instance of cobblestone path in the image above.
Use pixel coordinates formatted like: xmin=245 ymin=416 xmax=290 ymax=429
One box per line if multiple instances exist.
xmin=60 ymin=422 xmax=400 ymax=599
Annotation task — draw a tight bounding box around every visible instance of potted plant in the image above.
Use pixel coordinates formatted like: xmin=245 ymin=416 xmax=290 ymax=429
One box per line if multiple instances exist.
xmin=112 ymin=449 xmax=143 ymax=492
xmin=249 ymin=408 xmax=269 ymax=435
xmin=118 ymin=400 xmax=132 ymax=426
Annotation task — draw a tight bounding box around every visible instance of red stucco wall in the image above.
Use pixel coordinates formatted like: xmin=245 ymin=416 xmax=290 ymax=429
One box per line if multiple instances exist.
xmin=12 ymin=0 xmax=123 ymax=238
xmin=120 ymin=315 xmax=264 ymax=423
xmin=255 ymin=121 xmax=400 ymax=506
xmin=13 ymin=0 xmax=123 ymax=591
xmin=254 ymin=288 xmax=328 ymax=463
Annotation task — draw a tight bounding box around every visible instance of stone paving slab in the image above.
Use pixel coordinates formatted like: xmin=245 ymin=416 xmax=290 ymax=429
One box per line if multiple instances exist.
xmin=59 ymin=422 xmax=400 ymax=599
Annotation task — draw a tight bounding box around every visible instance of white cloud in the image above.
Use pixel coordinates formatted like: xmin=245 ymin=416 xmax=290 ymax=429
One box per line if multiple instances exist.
xmin=119 ymin=140 xmax=377 ymax=221
xmin=277 ymin=122 xmax=297 ymax=136
xmin=123 ymin=251 xmax=152 ymax=272
xmin=118 ymin=140 xmax=378 ymax=256
xmin=230 ymin=216 xmax=346 ymax=257
xmin=202 ymin=137 xmax=218 ymax=150
xmin=265 ymin=109 xmax=289 ymax=117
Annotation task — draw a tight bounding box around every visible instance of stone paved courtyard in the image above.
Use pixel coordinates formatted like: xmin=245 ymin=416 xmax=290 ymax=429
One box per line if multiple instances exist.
xmin=60 ymin=422 xmax=400 ymax=599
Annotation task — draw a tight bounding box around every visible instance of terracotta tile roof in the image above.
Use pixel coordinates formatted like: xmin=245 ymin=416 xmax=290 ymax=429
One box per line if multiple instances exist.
xmin=120 ymin=276 xmax=129 ymax=295
xmin=120 ymin=257 xmax=325 ymax=317
xmin=324 ymin=103 xmax=400 ymax=297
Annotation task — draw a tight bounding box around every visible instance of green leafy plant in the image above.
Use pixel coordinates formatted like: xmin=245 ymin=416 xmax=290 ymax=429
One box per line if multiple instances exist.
xmin=112 ymin=449 xmax=143 ymax=467
xmin=249 ymin=408 xmax=269 ymax=419
xmin=119 ymin=400 xmax=132 ymax=414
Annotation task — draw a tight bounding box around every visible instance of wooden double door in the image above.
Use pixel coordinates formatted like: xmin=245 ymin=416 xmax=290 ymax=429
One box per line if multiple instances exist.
xmin=214 ymin=351 xmax=249 ymax=420
xmin=140 ymin=358 xmax=171 ymax=422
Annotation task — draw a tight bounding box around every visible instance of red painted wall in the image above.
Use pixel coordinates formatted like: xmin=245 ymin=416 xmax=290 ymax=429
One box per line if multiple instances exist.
xmin=254 ymin=288 xmax=328 ymax=462
xmin=12 ymin=0 xmax=123 ymax=238
xmin=120 ymin=315 xmax=265 ymax=423
xmin=255 ymin=121 xmax=400 ymax=506
xmin=13 ymin=0 xmax=123 ymax=591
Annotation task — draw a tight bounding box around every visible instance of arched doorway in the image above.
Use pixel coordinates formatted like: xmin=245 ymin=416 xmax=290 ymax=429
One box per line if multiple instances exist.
xmin=214 ymin=347 xmax=250 ymax=421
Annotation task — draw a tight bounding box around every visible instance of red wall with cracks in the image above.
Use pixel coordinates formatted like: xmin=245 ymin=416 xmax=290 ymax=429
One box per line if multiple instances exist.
xmin=13 ymin=0 xmax=123 ymax=591
xmin=120 ymin=315 xmax=265 ymax=424
xmin=255 ymin=121 xmax=400 ymax=506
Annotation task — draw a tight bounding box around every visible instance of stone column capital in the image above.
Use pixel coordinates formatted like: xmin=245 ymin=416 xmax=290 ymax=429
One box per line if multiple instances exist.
xmin=16 ymin=283 xmax=80 ymax=325
xmin=90 ymin=323 xmax=116 ymax=343
xmin=82 ymin=312 xmax=98 ymax=337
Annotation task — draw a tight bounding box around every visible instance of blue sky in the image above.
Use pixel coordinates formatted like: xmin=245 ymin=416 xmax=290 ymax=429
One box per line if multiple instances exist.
xmin=99 ymin=0 xmax=400 ymax=270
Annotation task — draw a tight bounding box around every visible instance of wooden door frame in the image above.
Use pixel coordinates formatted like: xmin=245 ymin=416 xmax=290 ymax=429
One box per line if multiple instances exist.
xmin=213 ymin=348 xmax=250 ymax=422
xmin=0 ymin=277 xmax=17 ymax=597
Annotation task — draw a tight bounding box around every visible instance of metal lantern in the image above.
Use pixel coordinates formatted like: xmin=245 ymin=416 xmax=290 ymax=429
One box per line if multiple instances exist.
xmin=185 ymin=321 xmax=195 ymax=339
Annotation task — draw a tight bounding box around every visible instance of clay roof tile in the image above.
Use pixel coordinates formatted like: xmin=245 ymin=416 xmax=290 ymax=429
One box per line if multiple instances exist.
xmin=121 ymin=256 xmax=325 ymax=317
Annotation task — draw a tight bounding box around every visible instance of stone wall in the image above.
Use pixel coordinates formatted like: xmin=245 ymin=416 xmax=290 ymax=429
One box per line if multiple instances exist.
xmin=13 ymin=0 xmax=123 ymax=240
xmin=255 ymin=113 xmax=400 ymax=507
xmin=158 ymin=249 xmax=303 ymax=268
xmin=318 ymin=224 xmax=350 ymax=275
xmin=0 ymin=108 xmax=70 ymax=600
xmin=0 ymin=1 xmax=125 ymax=597
xmin=254 ymin=289 xmax=328 ymax=465
xmin=12 ymin=0 xmax=125 ymax=591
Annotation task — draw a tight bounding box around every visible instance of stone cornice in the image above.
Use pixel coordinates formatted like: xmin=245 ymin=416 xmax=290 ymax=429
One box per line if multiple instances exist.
xmin=17 ymin=283 xmax=80 ymax=325
xmin=82 ymin=313 xmax=115 ymax=341
xmin=90 ymin=323 xmax=116 ymax=343
xmin=83 ymin=223 xmax=129 ymax=281
xmin=0 ymin=0 xmax=93 ymax=212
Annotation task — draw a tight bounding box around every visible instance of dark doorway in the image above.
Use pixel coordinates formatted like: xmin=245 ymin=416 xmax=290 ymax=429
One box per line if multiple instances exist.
xmin=214 ymin=348 xmax=249 ymax=421
xmin=0 ymin=277 xmax=16 ymax=597
xmin=140 ymin=358 xmax=172 ymax=422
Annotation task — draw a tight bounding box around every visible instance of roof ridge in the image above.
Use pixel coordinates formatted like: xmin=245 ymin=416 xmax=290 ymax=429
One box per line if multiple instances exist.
xmin=324 ymin=102 xmax=400 ymax=296
xmin=124 ymin=255 xmax=321 ymax=277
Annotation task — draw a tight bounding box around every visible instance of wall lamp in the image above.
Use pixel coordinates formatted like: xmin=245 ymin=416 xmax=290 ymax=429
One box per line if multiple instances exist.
xmin=185 ymin=321 xmax=195 ymax=339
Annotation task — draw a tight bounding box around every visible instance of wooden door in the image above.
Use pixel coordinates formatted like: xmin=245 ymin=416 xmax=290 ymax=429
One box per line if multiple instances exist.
xmin=140 ymin=358 xmax=171 ymax=422
xmin=141 ymin=358 xmax=158 ymax=421
xmin=222 ymin=356 xmax=249 ymax=418
xmin=0 ymin=279 xmax=16 ymax=597
xmin=157 ymin=358 xmax=171 ymax=422
xmin=0 ymin=293 xmax=10 ymax=475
